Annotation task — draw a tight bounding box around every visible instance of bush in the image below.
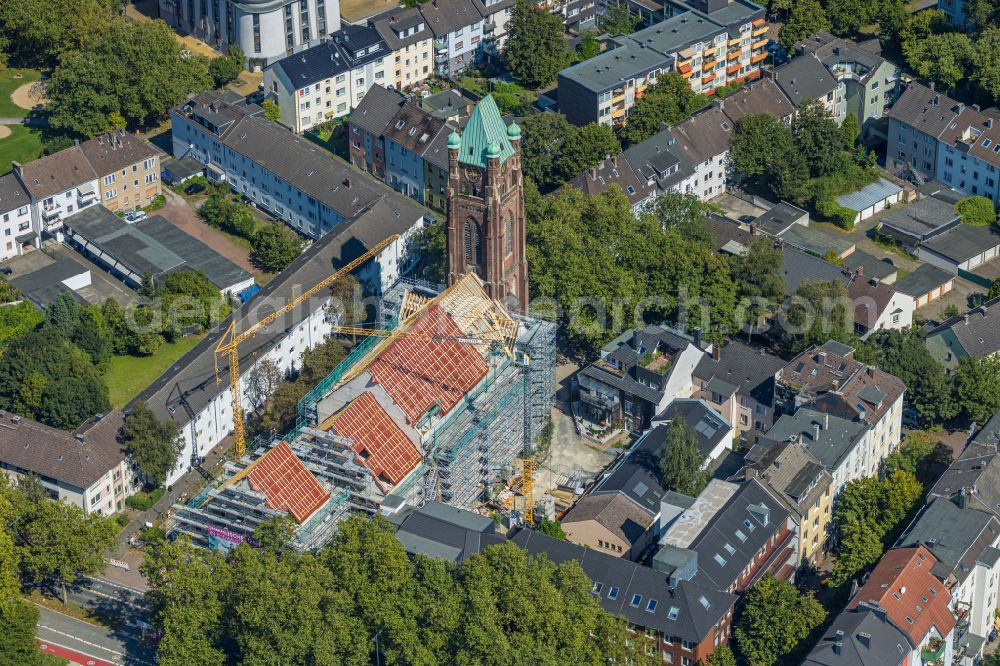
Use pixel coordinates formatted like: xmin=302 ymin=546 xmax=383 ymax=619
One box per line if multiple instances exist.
xmin=125 ymin=486 xmax=165 ymax=511
xmin=956 ymin=196 xmax=997 ymax=226
xmin=143 ymin=194 xmax=166 ymax=212
xmin=113 ymin=513 xmax=130 ymax=531
xmin=814 ymin=196 xmax=857 ymax=230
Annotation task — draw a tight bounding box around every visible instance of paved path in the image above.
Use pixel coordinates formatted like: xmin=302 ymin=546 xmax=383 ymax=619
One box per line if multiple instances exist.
xmin=155 ymin=189 xmax=258 ymax=276
xmin=0 ymin=116 xmax=48 ymax=126
xmin=35 ymin=605 xmax=155 ymax=666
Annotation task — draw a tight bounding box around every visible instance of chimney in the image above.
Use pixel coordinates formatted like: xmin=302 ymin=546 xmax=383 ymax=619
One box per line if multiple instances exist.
xmin=964 ymin=313 xmax=970 ymax=325
xmin=833 ymin=642 xmax=843 ymax=655
xmin=693 ymin=327 xmax=702 ymax=349
xmin=988 ymin=118 xmax=994 ymax=129
xmin=344 ymin=178 xmax=352 ymax=189
xmin=712 ymin=344 xmax=721 ymax=361
xmin=867 ymin=366 xmax=875 ymax=378
xmin=813 ymin=423 xmax=821 ymax=441
xmin=973 ymin=104 xmax=981 ymax=112
xmin=824 ymin=413 xmax=829 ymax=430
xmin=745 ymin=467 xmax=758 ymax=479
xmin=857 ymin=632 xmax=871 ymax=649
xmin=10 ymin=161 xmax=21 ymax=176
xmin=74 ymin=433 xmax=85 ymax=444
xmin=632 ymin=329 xmax=641 ymax=351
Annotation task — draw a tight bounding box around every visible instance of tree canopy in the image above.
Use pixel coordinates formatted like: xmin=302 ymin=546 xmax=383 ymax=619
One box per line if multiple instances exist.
xmin=124 ymin=401 xmax=183 ymax=487
xmin=620 ymin=73 xmax=709 ymax=146
xmin=600 ymin=2 xmax=642 ymax=35
xmin=658 ymin=414 xmax=710 ymax=497
xmin=955 ymin=196 xmax=997 ymax=227
xmin=143 ymin=515 xmax=644 ymax=666
xmin=735 ymin=575 xmax=826 ymax=665
xmin=502 ymin=0 xmax=568 ymax=89
xmin=518 ymin=113 xmax=619 ymax=191
xmin=251 ymin=223 xmax=304 ymax=273
xmin=954 ymin=355 xmax=1000 ymax=423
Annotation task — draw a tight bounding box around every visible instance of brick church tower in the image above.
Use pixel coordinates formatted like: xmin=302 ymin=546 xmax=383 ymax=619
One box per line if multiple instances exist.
xmin=446 ymin=95 xmax=528 ymax=313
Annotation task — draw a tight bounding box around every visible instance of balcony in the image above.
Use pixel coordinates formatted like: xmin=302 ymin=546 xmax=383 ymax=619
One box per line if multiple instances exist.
xmin=41 ymin=205 xmax=61 ymax=222
xmin=483 ymin=19 xmax=495 ymax=33
xmin=753 ymin=25 xmax=768 ymax=37
xmin=580 ymin=390 xmax=619 ymax=412
xmin=751 ymin=52 xmax=768 ymax=63
xmin=920 ymin=637 xmax=945 ymax=663
xmin=752 ymin=38 xmax=768 ymax=50
xmin=435 ymin=51 xmax=448 ymax=64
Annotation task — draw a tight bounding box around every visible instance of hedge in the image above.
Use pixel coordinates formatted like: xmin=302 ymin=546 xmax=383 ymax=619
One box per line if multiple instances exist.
xmin=125 ymin=486 xmax=165 ymax=511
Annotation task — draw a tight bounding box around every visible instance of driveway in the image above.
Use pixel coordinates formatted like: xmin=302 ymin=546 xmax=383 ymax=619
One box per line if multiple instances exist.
xmin=155 ymin=189 xmax=259 ymax=276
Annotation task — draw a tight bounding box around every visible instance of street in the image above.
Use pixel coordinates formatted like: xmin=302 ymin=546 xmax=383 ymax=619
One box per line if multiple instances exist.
xmin=34 ymin=577 xmax=156 ymax=666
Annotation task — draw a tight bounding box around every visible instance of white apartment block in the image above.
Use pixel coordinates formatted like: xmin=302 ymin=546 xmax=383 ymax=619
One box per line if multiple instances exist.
xmin=0 ymin=174 xmax=34 ymax=261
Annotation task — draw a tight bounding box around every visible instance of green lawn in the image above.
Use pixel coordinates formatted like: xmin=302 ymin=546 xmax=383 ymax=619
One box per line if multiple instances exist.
xmin=0 ymin=124 xmax=43 ymax=175
xmin=0 ymin=67 xmax=41 ymax=118
xmin=105 ymin=334 xmax=205 ymax=408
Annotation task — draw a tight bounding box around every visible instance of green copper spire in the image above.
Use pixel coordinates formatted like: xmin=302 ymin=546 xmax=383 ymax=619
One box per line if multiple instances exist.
xmin=457 ymin=95 xmax=515 ymax=168
xmin=447 ymin=129 xmax=461 ymax=149
xmin=506 ymin=121 xmax=521 ymax=141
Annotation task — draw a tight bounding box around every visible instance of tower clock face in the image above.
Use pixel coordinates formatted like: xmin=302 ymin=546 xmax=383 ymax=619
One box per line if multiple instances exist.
xmin=465 ymin=167 xmax=481 ymax=183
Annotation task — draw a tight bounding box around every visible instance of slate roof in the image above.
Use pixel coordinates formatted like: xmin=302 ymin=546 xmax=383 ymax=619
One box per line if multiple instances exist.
xmin=897 ymin=497 xmax=1000 ymax=584
xmin=920 ymin=224 xmax=1000 ymax=263
xmin=0 ymin=410 xmax=127 ymax=491
xmin=418 ymin=0 xmax=482 ymax=37
xmin=131 ymin=202 xmax=424 ymax=428
xmin=773 ymin=55 xmax=839 ymax=107
xmin=372 ymin=7 xmax=432 ymax=50
xmin=849 ymin=546 xmax=956 ymax=646
xmin=383 ymin=101 xmax=447 ymax=154
xmin=622 ymin=127 xmax=692 ymax=191
xmin=694 ymin=340 xmax=785 ymax=405
xmin=926 ymin=295 xmax=1000 ymax=359
xmin=654 ymin=399 xmax=732 ymax=459
xmin=512 ymin=529 xmax=736 ymax=641
xmin=804 ymin=605 xmax=911 ymax=666
xmin=17 ymin=145 xmax=98 ymax=200
xmin=764 ymin=408 xmax=869 ymax=474
xmin=928 ymin=424 xmax=1000 ymax=510
xmin=848 ymin=275 xmax=901 ymax=331
xmin=938 ymin=107 xmax=1000 ymax=169
xmin=780 ymin=245 xmax=849 ymax=295
xmin=565 ymin=155 xmax=650 ymax=207
xmin=349 ymin=84 xmax=407 ymax=135
xmin=62 ymin=206 xmax=252 ymax=291
xmin=746 ymin=439 xmax=831 ymax=515
xmin=887 ymin=82 xmax=963 ymax=140
xmin=686 ymin=478 xmax=792 ymax=590
xmin=667 ymin=106 xmax=733 ymax=166
xmin=893 ymin=263 xmax=953 ymax=298
xmin=562 ymin=492 xmax=655 ymax=546
xmin=0 ymin=173 xmax=29 ymax=214
xmin=705 ymin=213 xmax=752 ymax=252
xmin=271 ymin=25 xmax=388 ymax=89
xmin=717 ymin=78 xmax=795 ymax=123
xmin=390 ymin=500 xmax=505 ymax=562
xmin=842 ymin=251 xmax=898 ymax=282
xmin=77 ymin=131 xmax=161 ymax=178
xmin=456 ymin=95 xmax=515 ymax=168
xmin=591 ymin=424 xmax=673 ymax=517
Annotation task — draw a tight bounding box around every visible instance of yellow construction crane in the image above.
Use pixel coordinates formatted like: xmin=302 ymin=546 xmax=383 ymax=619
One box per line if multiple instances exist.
xmin=214 ymin=234 xmax=399 ymax=458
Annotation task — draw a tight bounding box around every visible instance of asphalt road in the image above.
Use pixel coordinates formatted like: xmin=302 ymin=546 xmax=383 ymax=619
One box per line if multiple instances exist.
xmin=35 ymin=577 xmax=156 ymax=666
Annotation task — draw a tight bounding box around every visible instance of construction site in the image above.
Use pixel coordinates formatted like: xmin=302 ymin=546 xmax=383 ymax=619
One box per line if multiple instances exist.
xmin=168 ymin=273 xmax=556 ymax=552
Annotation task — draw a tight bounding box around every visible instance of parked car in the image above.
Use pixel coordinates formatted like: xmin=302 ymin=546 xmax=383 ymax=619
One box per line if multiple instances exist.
xmin=124 ymin=210 xmax=147 ymax=224
xmin=184 ymin=182 xmax=205 ymax=195
xmin=0 ymin=266 xmax=11 ymax=276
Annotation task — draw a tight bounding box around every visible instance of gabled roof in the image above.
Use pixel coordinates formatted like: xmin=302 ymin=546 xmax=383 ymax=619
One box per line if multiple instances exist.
xmin=848 ymin=275 xmax=901 ymax=331
xmin=247 ymin=441 xmax=330 ymax=524
xmin=898 ymin=497 xmax=1000 ymax=584
xmin=565 ymin=155 xmax=651 ymax=207
xmin=764 ymin=408 xmax=869 ymax=473
xmin=78 ymin=131 xmax=161 ymax=177
xmin=694 ymin=341 xmax=785 ymax=407
xmin=655 ymin=399 xmax=732 ymax=459
xmin=773 ymin=54 xmax=839 ymax=107
xmin=926 ymin=295 xmax=1000 ymax=359
xmin=562 ymin=492 xmax=655 ymax=546
xmin=718 ymin=78 xmax=795 ymax=123
xmin=349 ymin=84 xmax=407 ymax=135
xmin=383 ymin=101 xmax=447 ymax=153
xmin=0 ymin=173 xmax=29 ymax=214
xmin=893 ymin=263 xmax=953 ymax=298
xmin=849 ymin=546 xmax=955 ymax=646
xmin=842 ymin=251 xmax=898 ymax=282
xmin=327 ymin=392 xmax=422 ymax=489
xmin=888 ymin=82 xmax=963 ymax=139
xmin=372 ymin=7 xmax=432 ymax=50
xmin=457 ymin=95 xmax=515 ymax=168
xmin=17 ymin=145 xmax=98 ymax=199
xmin=591 ymin=424 xmax=673 ymax=517
xmin=804 ymin=605 xmax=911 ymax=666
xmin=368 ymin=304 xmax=489 ymax=424
xmin=746 ymin=440 xmax=831 ymax=514
xmin=667 ymin=106 xmax=733 ymax=166
xmin=418 ymin=0 xmax=483 ymax=38
xmin=391 ymin=500 xmax=505 ymax=562
xmin=271 ymin=25 xmax=388 ymax=89
xmin=0 ymin=411 xmax=127 ymax=491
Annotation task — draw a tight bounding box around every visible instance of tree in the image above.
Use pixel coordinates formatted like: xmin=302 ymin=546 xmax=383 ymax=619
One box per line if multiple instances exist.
xmin=701 ymin=645 xmax=737 ymax=666
xmin=262 ymin=98 xmax=281 ymax=122
xmin=734 ymin=575 xmax=826 ymax=665
xmin=45 ymin=290 xmax=81 ymax=338
xmin=793 ymin=99 xmax=846 ymax=178
xmin=47 ymin=19 xmax=212 ymax=136
xmin=558 ymin=123 xmax=620 ymax=180
xmin=658 ymin=415 xmax=710 ymax=497
xmin=209 ymin=44 xmax=244 ymax=88
xmin=71 ymin=305 xmax=113 ymax=366
xmin=245 ymin=359 xmax=284 ymax=412
xmin=905 ymin=31 xmax=975 ymax=92
xmin=825 ymin=0 xmax=875 ymax=36
xmin=779 ymin=0 xmax=830 ymax=50
xmin=123 ymin=401 xmax=183 ymax=487
xmin=502 ymin=0 xmax=568 ymax=89
xmin=0 ymin=302 xmax=43 ymax=349
xmin=956 ymin=196 xmax=997 ymax=226
xmin=785 ymin=279 xmax=856 ymax=351
xmin=973 ymin=28 xmax=1000 ymax=102
xmin=519 ymin=113 xmax=576 ymax=189
xmin=161 ymin=269 xmax=231 ymax=334
xmin=652 ymin=192 xmax=713 ymax=246
xmin=730 ymin=114 xmax=795 ymax=182
xmin=0 ymin=327 xmax=109 ymax=428
xmin=840 ymin=112 xmax=861 ymax=149
xmin=954 ymin=354 xmax=1000 ymax=423
xmin=730 ymin=236 xmax=785 ymax=338
xmin=251 ymin=223 xmax=304 ymax=273
xmin=576 ymin=31 xmax=601 ymax=61
xmin=12 ymin=477 xmax=117 ymax=603
xmin=600 ymin=2 xmax=641 ymax=35
xmin=253 ymin=515 xmax=298 ymax=553
xmin=857 ymin=328 xmax=955 ymax=423
xmin=199 ymin=191 xmax=235 ymax=227
xmin=407 ymin=221 xmax=446 ymax=283
xmin=535 ymin=518 xmax=566 ymax=539
xmin=0 ymin=0 xmax=114 ymax=66
xmin=0 ymin=600 xmax=46 ymax=666
xmin=620 ymin=72 xmax=708 ymax=146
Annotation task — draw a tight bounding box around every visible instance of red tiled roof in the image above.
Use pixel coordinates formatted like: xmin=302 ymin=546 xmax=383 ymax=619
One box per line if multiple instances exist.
xmin=368 ymin=304 xmax=489 ymax=424
xmin=330 ymin=392 xmax=422 ymax=489
xmin=849 ymin=546 xmax=956 ymax=645
xmin=247 ymin=441 xmax=329 ymax=524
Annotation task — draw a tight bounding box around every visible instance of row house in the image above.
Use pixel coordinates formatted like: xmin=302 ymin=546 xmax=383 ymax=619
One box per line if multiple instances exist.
xmin=372 ymin=7 xmax=435 ymax=91
xmin=3 ymin=131 xmax=161 ymax=258
xmin=264 ymin=24 xmax=390 ymax=132
xmin=690 ymin=340 xmax=786 ymax=433
xmin=170 ymin=91 xmax=431 ymax=242
xmin=557 ymin=0 xmax=768 ymax=128
xmin=347 ymin=85 xmax=452 ymax=213
xmin=888 ymin=82 xmax=1000 ymax=205
xmin=924 ymin=296 xmax=1000 ymax=374
xmin=543 ymin=0 xmax=597 ymax=31
xmin=773 ymin=341 xmax=906 ymax=474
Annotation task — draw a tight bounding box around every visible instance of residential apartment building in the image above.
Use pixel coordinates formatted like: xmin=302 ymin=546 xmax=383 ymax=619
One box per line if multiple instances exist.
xmin=12 ymin=146 xmax=99 ymax=238
xmin=421 ymin=0 xmax=485 ymax=78
xmin=924 ymin=296 xmax=1000 ymax=373
xmin=935 ymin=106 xmax=1000 ymax=205
xmin=157 ymin=0 xmax=341 ymax=69
xmin=773 ymin=341 xmax=906 ymax=473
xmin=576 ymin=325 xmax=709 ymax=432
xmin=938 ymin=0 xmax=970 ymax=29
xmin=0 ymin=411 xmax=140 ymax=516
xmin=544 ymin=0 xmax=597 ymax=31
xmin=793 ymin=32 xmax=901 ymax=137
xmin=691 ymin=340 xmax=785 ymax=433
xmin=264 ymin=24 xmax=390 ymax=132
xmin=371 ymin=8 xmax=434 ymax=90
xmin=557 ymin=0 xmax=767 ymax=127
xmin=171 ymin=91 xmax=431 ymax=242
xmin=0 ymin=174 xmax=34 ymax=261
xmin=348 ymin=85 xmax=452 ymax=213
xmin=744 ymin=440 xmax=833 ymax=567
xmin=79 ymin=130 xmax=162 ymax=212
xmin=772 ymin=53 xmax=845 ymax=121
xmin=804 ymin=604 xmax=912 ymax=666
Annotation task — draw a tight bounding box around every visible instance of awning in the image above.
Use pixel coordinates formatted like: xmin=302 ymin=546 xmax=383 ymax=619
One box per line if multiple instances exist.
xmin=77 ymin=182 xmax=97 ymax=196
xmin=15 ymin=231 xmax=37 ymax=244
